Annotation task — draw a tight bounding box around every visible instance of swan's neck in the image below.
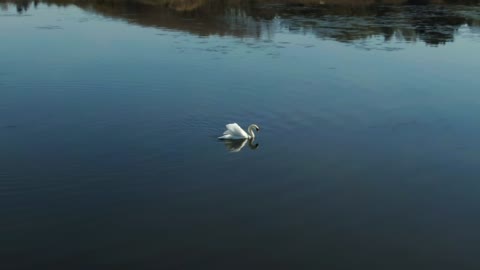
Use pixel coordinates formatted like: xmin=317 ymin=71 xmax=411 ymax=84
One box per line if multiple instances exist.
xmin=248 ymin=126 xmax=255 ymax=139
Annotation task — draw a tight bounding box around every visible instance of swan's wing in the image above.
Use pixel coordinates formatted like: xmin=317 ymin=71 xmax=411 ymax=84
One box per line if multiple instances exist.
xmin=224 ymin=123 xmax=249 ymax=138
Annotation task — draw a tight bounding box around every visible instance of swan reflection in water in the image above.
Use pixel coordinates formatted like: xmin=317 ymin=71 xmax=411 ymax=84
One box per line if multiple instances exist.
xmin=222 ymin=138 xmax=259 ymax=153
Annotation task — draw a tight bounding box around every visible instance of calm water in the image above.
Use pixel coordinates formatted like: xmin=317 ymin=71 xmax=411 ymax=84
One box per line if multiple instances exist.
xmin=1 ymin=1 xmax=480 ymax=269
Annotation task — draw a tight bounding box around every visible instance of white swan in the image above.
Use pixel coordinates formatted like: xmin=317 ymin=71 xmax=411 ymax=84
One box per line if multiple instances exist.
xmin=218 ymin=123 xmax=260 ymax=140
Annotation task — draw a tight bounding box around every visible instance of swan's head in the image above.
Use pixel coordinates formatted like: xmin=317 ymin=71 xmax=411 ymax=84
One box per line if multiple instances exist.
xmin=250 ymin=124 xmax=260 ymax=132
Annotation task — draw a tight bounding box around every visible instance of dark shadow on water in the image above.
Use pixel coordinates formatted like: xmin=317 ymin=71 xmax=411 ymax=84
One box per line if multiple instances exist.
xmin=35 ymin=25 xmax=62 ymax=30
xmin=2 ymin=0 xmax=480 ymax=46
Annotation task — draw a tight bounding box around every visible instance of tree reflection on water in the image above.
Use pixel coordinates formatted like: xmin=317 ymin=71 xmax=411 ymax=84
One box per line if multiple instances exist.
xmin=2 ymin=0 xmax=480 ymax=46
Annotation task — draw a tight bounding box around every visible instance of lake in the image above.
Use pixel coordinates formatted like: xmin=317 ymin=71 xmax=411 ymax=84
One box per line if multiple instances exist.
xmin=1 ymin=1 xmax=480 ymax=269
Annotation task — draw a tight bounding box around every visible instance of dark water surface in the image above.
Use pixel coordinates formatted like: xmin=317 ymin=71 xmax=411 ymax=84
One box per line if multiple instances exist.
xmin=1 ymin=1 xmax=480 ymax=269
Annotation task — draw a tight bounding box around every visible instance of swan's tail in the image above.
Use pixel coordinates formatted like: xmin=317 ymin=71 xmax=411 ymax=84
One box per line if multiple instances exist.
xmin=218 ymin=134 xmax=232 ymax=140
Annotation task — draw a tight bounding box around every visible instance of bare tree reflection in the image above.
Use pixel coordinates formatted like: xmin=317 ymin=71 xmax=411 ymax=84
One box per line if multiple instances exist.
xmin=15 ymin=0 xmax=30 ymax=13
xmin=1 ymin=0 xmax=479 ymax=45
